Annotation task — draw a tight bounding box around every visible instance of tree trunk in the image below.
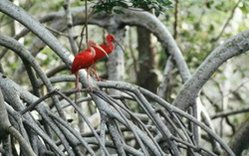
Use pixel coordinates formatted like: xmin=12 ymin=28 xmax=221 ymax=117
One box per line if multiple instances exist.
xmin=107 ymin=28 xmax=125 ymax=81
xmin=137 ymin=26 xmax=158 ymax=93
xmin=229 ymin=119 xmax=249 ymax=156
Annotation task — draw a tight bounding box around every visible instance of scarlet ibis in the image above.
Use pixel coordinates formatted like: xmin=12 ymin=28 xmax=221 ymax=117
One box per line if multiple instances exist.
xmin=71 ymin=40 xmax=104 ymax=89
xmin=71 ymin=34 xmax=120 ymax=89
xmin=93 ymin=34 xmax=116 ymax=62
xmin=71 ymin=35 xmax=116 ymax=75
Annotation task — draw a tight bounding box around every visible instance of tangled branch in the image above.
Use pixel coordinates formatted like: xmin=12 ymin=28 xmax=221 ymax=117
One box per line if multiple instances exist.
xmin=0 ymin=0 xmax=245 ymax=155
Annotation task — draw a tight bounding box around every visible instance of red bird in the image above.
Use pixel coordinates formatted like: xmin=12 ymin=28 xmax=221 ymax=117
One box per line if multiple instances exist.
xmin=71 ymin=34 xmax=118 ymax=89
xmin=93 ymin=34 xmax=116 ymax=62
xmin=71 ymin=40 xmax=104 ymax=89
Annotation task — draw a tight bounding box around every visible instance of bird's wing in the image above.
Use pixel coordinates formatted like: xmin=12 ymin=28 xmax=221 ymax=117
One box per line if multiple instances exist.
xmin=71 ymin=54 xmax=83 ymax=74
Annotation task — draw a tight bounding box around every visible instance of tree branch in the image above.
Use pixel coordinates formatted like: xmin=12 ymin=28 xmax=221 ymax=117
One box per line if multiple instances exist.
xmin=0 ymin=88 xmax=35 ymax=156
xmin=173 ymin=30 xmax=249 ymax=111
xmin=0 ymin=0 xmax=71 ymax=67
xmin=63 ymin=0 xmax=78 ymax=55
xmin=0 ymin=34 xmax=66 ymax=119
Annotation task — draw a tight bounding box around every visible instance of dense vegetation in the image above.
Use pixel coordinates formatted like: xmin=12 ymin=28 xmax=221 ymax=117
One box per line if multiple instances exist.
xmin=0 ymin=0 xmax=249 ymax=155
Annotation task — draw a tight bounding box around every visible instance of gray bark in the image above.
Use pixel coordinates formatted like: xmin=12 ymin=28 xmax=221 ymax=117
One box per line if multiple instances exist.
xmin=107 ymin=27 xmax=125 ymax=81
xmin=137 ymin=27 xmax=158 ymax=93
xmin=0 ymin=1 xmax=243 ymax=155
xmin=0 ymin=87 xmax=11 ymax=139
xmin=229 ymin=119 xmax=249 ymax=156
xmin=173 ymin=30 xmax=249 ymax=111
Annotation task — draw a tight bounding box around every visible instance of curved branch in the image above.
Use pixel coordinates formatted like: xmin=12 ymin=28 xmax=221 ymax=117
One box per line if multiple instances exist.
xmin=212 ymin=106 xmax=249 ymax=119
xmin=106 ymin=120 xmax=126 ymax=156
xmin=0 ymin=88 xmax=11 ymax=138
xmin=0 ymin=1 xmax=190 ymax=89
xmin=7 ymin=126 xmax=36 ymax=156
xmin=0 ymin=0 xmax=71 ymax=67
xmin=48 ymin=112 xmax=95 ymax=155
xmin=26 ymin=6 xmax=190 ymax=83
xmin=23 ymin=120 xmax=64 ymax=155
xmin=214 ymin=0 xmax=242 ymax=41
xmin=98 ymin=10 xmax=190 ymax=81
xmin=173 ymin=30 xmax=249 ymax=110
xmin=0 ymin=34 xmax=66 ymax=119
xmin=96 ymin=80 xmax=235 ymax=156
xmin=0 ymin=88 xmax=35 ymax=156
xmin=0 ymin=73 xmax=74 ymax=155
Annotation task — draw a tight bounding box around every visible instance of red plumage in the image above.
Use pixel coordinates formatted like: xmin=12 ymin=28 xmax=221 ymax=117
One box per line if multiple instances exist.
xmin=71 ymin=48 xmax=95 ymax=74
xmin=70 ymin=34 xmax=116 ymax=89
xmin=71 ymin=34 xmax=116 ymax=74
xmin=94 ymin=34 xmax=115 ymax=62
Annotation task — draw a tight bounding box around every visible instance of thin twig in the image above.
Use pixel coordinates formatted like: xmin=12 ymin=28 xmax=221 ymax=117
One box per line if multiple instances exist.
xmin=49 ymin=112 xmax=96 ymax=155
xmin=96 ymin=90 xmax=165 ymax=155
xmin=20 ymin=89 xmax=58 ymax=115
xmin=54 ymin=90 xmax=111 ymax=156
xmin=93 ymin=90 xmax=151 ymax=156
xmin=212 ymin=106 xmax=249 ymax=119
xmin=97 ymin=80 xmax=236 ymax=156
xmin=85 ymin=0 xmax=88 ymax=43
xmin=23 ymin=120 xmax=64 ymax=156
xmin=0 ymin=34 xmax=67 ymax=119
xmin=46 ymin=25 xmax=70 ymax=37
xmin=173 ymin=0 xmax=179 ymax=39
xmin=213 ymin=0 xmax=242 ymax=41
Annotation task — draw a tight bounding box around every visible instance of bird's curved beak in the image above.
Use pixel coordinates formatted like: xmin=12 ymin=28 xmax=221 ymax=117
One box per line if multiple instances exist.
xmin=114 ymin=39 xmax=125 ymax=53
xmin=92 ymin=43 xmax=109 ymax=57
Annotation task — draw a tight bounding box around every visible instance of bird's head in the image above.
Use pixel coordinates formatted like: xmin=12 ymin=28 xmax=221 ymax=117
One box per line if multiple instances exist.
xmin=106 ymin=34 xmax=125 ymax=53
xmin=106 ymin=34 xmax=115 ymax=42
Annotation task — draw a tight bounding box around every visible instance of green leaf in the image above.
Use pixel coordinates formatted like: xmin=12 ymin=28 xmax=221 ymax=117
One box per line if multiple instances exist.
xmin=113 ymin=9 xmax=124 ymax=14
xmin=115 ymin=1 xmax=129 ymax=8
xmin=92 ymin=0 xmax=172 ymax=16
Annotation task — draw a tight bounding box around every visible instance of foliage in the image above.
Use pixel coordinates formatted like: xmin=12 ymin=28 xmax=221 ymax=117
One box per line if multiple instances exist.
xmin=164 ymin=0 xmax=249 ymax=68
xmin=93 ymin=0 xmax=172 ymax=16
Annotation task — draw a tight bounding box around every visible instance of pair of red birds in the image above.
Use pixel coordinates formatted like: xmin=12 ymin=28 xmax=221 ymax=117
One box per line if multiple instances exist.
xmin=71 ymin=34 xmax=116 ymax=88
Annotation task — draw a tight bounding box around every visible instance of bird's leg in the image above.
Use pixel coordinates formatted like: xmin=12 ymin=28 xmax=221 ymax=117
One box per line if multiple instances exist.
xmin=86 ymin=68 xmax=90 ymax=80
xmin=86 ymin=68 xmax=94 ymax=91
xmin=74 ymin=72 xmax=81 ymax=109
xmin=92 ymin=65 xmax=101 ymax=81
xmin=75 ymin=72 xmax=81 ymax=91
